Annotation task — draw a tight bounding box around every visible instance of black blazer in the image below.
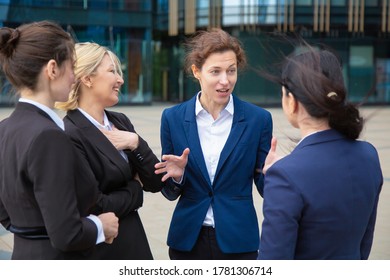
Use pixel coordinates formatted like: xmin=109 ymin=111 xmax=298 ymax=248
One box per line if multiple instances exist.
xmin=0 ymin=103 xmax=99 ymax=259
xmin=64 ymin=109 xmax=163 ymax=259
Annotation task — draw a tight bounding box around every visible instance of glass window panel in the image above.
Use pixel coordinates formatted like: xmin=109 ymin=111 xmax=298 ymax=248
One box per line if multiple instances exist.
xmin=365 ymin=0 xmax=378 ymax=6
xmin=350 ymin=46 xmax=373 ymax=68
xmin=296 ymin=0 xmax=312 ymax=5
xmin=331 ymin=0 xmax=346 ymax=6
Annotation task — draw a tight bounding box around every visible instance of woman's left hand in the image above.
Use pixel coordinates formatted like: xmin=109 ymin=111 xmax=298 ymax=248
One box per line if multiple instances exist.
xmin=100 ymin=126 xmax=139 ymax=151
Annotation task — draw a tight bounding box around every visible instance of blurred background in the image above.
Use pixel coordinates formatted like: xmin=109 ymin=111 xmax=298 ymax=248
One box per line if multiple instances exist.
xmin=1 ymin=0 xmax=390 ymax=107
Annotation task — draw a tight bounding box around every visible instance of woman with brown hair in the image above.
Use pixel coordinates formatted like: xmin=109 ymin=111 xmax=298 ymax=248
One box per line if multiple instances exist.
xmin=0 ymin=21 xmax=119 ymax=259
xmin=155 ymin=28 xmax=273 ymax=260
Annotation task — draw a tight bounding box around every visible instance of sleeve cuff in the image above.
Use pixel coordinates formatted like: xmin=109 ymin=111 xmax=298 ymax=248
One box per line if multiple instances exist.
xmin=87 ymin=214 xmax=105 ymax=244
xmin=172 ymin=174 xmax=184 ymax=184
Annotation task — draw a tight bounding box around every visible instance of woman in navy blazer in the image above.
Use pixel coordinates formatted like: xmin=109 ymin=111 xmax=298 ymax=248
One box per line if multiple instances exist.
xmin=258 ymin=44 xmax=383 ymax=259
xmin=155 ymin=29 xmax=273 ymax=260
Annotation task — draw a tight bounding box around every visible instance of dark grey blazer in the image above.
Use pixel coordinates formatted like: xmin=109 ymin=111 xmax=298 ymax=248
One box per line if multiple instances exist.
xmin=64 ymin=109 xmax=163 ymax=260
xmin=0 ymin=102 xmax=99 ymax=259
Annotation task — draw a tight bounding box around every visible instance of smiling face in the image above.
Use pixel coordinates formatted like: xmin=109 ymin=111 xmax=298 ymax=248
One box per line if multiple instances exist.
xmin=89 ymin=53 xmax=124 ymax=108
xmin=192 ymin=50 xmax=237 ymax=111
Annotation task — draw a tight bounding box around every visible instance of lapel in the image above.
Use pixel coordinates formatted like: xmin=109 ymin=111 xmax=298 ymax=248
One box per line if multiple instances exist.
xmin=214 ymin=95 xmax=247 ymax=180
xmin=183 ymin=96 xmax=212 ymax=187
xmin=66 ymin=109 xmax=131 ymax=178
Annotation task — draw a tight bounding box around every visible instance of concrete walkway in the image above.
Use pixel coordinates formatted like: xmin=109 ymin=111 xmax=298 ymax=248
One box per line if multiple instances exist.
xmin=0 ymin=103 xmax=389 ymax=260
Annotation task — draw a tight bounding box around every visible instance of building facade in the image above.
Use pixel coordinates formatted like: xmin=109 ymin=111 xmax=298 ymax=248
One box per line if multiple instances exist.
xmin=0 ymin=0 xmax=154 ymax=105
xmin=1 ymin=0 xmax=390 ymax=105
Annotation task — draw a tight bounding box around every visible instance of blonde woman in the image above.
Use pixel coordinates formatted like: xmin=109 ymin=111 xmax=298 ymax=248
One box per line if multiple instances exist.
xmin=56 ymin=42 xmax=187 ymax=259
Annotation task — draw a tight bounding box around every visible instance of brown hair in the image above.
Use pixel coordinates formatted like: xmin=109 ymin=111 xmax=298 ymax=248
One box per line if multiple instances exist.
xmin=0 ymin=20 xmax=74 ymax=91
xmin=184 ymin=28 xmax=247 ymax=75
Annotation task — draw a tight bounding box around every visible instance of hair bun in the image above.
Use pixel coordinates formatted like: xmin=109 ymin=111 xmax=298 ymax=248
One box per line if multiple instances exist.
xmin=0 ymin=28 xmax=20 ymax=58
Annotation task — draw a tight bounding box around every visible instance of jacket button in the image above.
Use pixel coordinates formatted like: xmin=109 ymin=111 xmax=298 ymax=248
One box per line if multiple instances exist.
xmin=135 ymin=153 xmax=144 ymax=162
xmin=208 ymin=191 xmax=213 ymax=197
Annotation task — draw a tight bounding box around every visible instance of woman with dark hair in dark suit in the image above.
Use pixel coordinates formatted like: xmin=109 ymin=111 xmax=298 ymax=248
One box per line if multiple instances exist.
xmin=0 ymin=21 xmax=119 ymax=260
xmin=258 ymin=44 xmax=383 ymax=260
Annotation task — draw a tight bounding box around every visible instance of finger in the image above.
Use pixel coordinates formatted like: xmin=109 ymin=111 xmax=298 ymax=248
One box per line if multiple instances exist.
xmin=181 ymin=148 xmax=190 ymax=159
xmin=270 ymin=137 xmax=277 ymax=152
xmin=105 ymin=237 xmax=114 ymax=244
xmin=161 ymin=154 xmax=176 ymax=161
xmin=161 ymin=173 xmax=169 ymax=182
xmin=155 ymin=168 xmax=166 ymax=175
xmin=155 ymin=162 xmax=166 ymax=169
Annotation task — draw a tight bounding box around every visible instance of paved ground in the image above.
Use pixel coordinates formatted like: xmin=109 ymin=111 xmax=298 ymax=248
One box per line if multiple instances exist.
xmin=0 ymin=103 xmax=389 ymax=260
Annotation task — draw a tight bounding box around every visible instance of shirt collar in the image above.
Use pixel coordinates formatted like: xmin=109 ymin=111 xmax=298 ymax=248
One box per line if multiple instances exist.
xmin=195 ymin=91 xmax=234 ymax=116
xmin=18 ymin=98 xmax=65 ymax=130
xmin=77 ymin=108 xmax=112 ymax=130
xmin=297 ymin=130 xmax=325 ymax=145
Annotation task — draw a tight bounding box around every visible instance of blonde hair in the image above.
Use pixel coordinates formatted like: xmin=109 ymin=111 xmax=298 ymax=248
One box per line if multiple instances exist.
xmin=56 ymin=42 xmax=122 ymax=111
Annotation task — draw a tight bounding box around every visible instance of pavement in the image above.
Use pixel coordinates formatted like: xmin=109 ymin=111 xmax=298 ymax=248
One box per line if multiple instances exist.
xmin=0 ymin=103 xmax=389 ymax=260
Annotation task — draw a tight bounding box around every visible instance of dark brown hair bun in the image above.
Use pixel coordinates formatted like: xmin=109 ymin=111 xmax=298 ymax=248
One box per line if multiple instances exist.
xmin=0 ymin=28 xmax=20 ymax=59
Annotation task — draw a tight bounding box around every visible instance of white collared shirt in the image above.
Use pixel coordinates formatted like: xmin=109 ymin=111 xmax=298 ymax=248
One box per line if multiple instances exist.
xmin=78 ymin=108 xmax=128 ymax=162
xmin=195 ymin=92 xmax=234 ymax=227
xmin=19 ymin=98 xmax=65 ymax=130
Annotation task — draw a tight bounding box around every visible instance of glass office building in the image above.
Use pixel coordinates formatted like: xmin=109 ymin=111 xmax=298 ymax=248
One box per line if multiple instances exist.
xmin=0 ymin=0 xmax=154 ymax=104
xmin=1 ymin=0 xmax=390 ymax=105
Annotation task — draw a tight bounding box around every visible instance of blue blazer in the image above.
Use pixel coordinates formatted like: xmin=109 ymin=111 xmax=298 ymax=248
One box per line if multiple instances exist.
xmin=160 ymin=95 xmax=272 ymax=253
xmin=258 ymin=129 xmax=383 ymax=260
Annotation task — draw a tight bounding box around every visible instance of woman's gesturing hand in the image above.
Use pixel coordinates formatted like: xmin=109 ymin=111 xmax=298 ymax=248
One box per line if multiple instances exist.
xmin=155 ymin=148 xmax=190 ymax=182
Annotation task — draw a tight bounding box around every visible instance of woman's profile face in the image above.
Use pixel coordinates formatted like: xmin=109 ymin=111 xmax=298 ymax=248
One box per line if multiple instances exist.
xmin=281 ymin=86 xmax=289 ymax=115
xmin=51 ymin=59 xmax=76 ymax=103
xmin=193 ymin=50 xmax=237 ymax=107
xmin=281 ymin=86 xmax=299 ymax=128
xmin=89 ymin=54 xmax=124 ymax=108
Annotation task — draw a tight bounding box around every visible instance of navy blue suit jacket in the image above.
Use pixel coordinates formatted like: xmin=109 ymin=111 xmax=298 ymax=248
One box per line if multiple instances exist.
xmin=160 ymin=95 xmax=272 ymax=253
xmin=258 ymin=129 xmax=383 ymax=259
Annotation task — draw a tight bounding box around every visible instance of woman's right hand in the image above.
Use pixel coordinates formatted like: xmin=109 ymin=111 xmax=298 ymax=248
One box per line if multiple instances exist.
xmin=98 ymin=212 xmax=119 ymax=244
xmin=155 ymin=148 xmax=190 ymax=182
xmin=100 ymin=126 xmax=139 ymax=151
